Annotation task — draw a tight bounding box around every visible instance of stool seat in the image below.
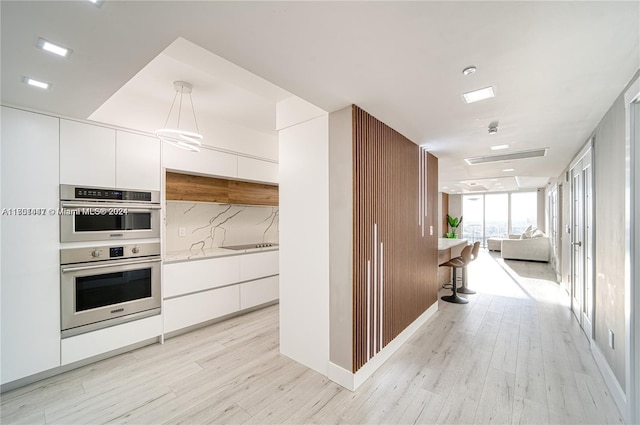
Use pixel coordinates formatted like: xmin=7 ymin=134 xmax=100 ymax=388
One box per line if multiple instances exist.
xmin=438 ymin=245 xmax=472 ymax=304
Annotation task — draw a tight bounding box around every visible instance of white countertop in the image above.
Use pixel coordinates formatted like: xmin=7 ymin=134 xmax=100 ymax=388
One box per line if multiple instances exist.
xmin=165 ymin=246 xmax=279 ymax=263
xmin=438 ymin=238 xmax=468 ymax=251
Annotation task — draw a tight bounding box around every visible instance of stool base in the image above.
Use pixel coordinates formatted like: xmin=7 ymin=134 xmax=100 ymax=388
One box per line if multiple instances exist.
xmin=441 ymin=294 xmax=469 ymax=304
xmin=458 ymin=287 xmax=476 ymax=295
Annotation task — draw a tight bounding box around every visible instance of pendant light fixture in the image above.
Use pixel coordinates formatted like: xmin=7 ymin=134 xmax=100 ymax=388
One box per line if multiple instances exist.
xmin=156 ymin=81 xmax=203 ymax=152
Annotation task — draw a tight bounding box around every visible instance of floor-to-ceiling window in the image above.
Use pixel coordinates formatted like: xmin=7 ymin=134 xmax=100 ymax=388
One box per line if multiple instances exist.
xmin=462 ymin=191 xmax=538 ymax=247
xmin=511 ymin=191 xmax=538 ymax=234
xmin=461 ymin=195 xmax=483 ymax=244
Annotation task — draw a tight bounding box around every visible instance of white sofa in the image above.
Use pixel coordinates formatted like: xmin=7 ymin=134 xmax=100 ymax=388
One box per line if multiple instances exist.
xmin=501 ymin=233 xmax=550 ymax=262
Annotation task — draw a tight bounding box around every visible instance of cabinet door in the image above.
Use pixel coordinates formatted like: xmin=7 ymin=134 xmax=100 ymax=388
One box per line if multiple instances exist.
xmin=163 ymin=142 xmax=237 ymax=179
xmin=116 ymin=131 xmax=161 ymax=190
xmin=237 ymin=156 xmax=278 ymax=184
xmin=163 ymin=256 xmax=241 ymax=298
xmin=239 ymin=251 xmax=279 ymax=282
xmin=60 ymin=119 xmax=116 ymax=187
xmin=240 ymin=276 xmax=279 ymax=310
xmin=1 ymin=107 xmax=61 ymax=384
xmin=163 ymin=286 xmax=240 ymax=334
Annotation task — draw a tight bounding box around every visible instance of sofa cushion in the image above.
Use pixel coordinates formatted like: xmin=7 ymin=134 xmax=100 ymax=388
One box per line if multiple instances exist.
xmin=520 ymin=225 xmax=535 ymax=239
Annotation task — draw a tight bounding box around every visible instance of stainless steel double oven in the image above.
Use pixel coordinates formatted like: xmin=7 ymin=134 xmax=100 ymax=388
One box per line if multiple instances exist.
xmin=59 ymin=185 xmax=162 ymax=338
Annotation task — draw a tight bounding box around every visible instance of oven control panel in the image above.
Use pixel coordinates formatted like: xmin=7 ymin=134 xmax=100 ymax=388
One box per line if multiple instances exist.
xmin=60 ymin=184 xmax=159 ymax=204
xmin=60 ymin=242 xmax=161 ymax=265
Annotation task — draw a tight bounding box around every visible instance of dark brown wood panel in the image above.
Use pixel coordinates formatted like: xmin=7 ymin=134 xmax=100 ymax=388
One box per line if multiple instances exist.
xmin=166 ymin=172 xmax=278 ymax=206
xmin=441 ymin=192 xmax=449 ymax=237
xmin=352 ymin=105 xmax=438 ymax=372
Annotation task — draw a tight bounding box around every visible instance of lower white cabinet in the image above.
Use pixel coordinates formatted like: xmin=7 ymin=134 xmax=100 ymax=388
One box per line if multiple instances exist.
xmin=162 ymin=251 xmax=279 ymax=334
xmin=61 ymin=315 xmax=162 ymax=365
xmin=240 ymin=276 xmax=279 ymax=310
xmin=163 ymin=256 xmax=240 ymax=298
xmin=163 ymin=285 xmax=240 ymax=334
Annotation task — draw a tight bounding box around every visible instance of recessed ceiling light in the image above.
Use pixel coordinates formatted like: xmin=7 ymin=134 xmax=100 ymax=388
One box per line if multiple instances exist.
xmin=23 ymin=77 xmax=50 ymax=90
xmin=502 ymin=168 xmax=515 ymax=172
xmin=462 ymin=66 xmax=477 ymax=76
xmin=443 ymin=186 xmax=448 ymax=189
xmin=87 ymin=0 xmax=104 ymax=6
xmin=491 ymin=144 xmax=509 ymax=151
xmin=463 ymin=86 xmax=495 ymax=104
xmin=491 ymin=179 xmax=499 ymax=181
xmin=37 ymin=38 xmax=71 ymax=58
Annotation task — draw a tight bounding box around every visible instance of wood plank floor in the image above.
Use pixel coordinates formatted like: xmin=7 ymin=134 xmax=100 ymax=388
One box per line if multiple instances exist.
xmin=1 ymin=251 xmax=625 ymax=424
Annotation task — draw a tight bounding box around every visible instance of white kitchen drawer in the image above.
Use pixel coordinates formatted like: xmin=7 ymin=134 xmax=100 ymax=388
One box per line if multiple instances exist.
xmin=61 ymin=315 xmax=162 ymax=365
xmin=240 ymin=276 xmax=279 ymax=310
xmin=239 ymin=251 xmax=279 ymax=282
xmin=237 ymin=156 xmax=278 ymax=184
xmin=163 ymin=256 xmax=241 ymax=298
xmin=163 ymin=285 xmax=240 ymax=333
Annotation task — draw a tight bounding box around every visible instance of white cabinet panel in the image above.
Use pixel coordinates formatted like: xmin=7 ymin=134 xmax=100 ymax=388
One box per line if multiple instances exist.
xmin=240 ymin=276 xmax=279 ymax=310
xmin=116 ymin=131 xmax=161 ymax=191
xmin=61 ymin=315 xmax=162 ymax=365
xmin=163 ymin=143 xmax=237 ymax=179
xmin=237 ymin=157 xmax=278 ymax=184
xmin=163 ymin=256 xmax=240 ymax=298
xmin=239 ymin=251 xmax=279 ymax=282
xmin=60 ymin=119 xmax=116 ymax=187
xmin=1 ymin=107 xmax=60 ymax=384
xmin=163 ymin=286 xmax=240 ymax=333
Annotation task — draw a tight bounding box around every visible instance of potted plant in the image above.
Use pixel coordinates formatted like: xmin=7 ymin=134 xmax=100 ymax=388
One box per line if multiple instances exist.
xmin=445 ymin=214 xmax=462 ymax=238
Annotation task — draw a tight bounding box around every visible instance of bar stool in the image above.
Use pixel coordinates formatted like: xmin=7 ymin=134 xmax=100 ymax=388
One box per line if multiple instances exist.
xmin=458 ymin=241 xmax=480 ymax=294
xmin=439 ymin=244 xmax=472 ymax=304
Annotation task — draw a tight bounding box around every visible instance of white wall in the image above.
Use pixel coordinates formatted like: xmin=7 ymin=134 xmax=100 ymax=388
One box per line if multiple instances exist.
xmin=328 ymin=106 xmax=353 ymax=371
xmin=277 ymin=98 xmax=330 ymax=375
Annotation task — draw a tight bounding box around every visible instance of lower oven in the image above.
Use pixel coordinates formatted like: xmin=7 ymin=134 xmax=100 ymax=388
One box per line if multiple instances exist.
xmin=60 ymin=242 xmax=161 ymax=338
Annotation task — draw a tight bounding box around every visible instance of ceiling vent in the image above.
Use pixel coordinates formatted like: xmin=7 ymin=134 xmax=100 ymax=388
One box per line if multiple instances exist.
xmin=464 ymin=148 xmax=548 ymax=165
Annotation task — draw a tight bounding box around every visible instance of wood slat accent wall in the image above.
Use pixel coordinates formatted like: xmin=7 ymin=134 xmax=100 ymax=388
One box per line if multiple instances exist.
xmin=352 ymin=106 xmax=438 ymax=372
xmin=165 ymin=172 xmax=278 ymax=206
xmin=442 ymin=192 xmax=449 ymax=237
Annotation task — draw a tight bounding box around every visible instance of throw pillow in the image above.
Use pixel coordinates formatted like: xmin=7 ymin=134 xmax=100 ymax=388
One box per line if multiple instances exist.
xmin=532 ymin=229 xmax=545 ymax=238
xmin=520 ymin=225 xmax=534 ymax=239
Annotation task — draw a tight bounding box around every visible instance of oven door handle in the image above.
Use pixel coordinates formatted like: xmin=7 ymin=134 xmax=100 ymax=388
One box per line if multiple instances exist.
xmin=60 ymin=202 xmax=161 ymax=210
xmin=61 ymin=258 xmax=162 ymax=273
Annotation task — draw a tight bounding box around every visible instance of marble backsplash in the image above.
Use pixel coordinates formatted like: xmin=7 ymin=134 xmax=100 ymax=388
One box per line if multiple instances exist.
xmin=165 ymin=201 xmax=279 ymax=252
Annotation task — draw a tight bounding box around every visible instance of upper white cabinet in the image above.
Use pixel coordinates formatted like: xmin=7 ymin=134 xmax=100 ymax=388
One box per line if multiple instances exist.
xmin=237 ymin=157 xmax=278 ymax=184
xmin=163 ymin=142 xmax=237 ymax=179
xmin=60 ymin=119 xmax=116 ymax=188
xmin=60 ymin=120 xmax=160 ymax=190
xmin=1 ymin=107 xmax=61 ymax=384
xmin=116 ymin=131 xmax=161 ymax=191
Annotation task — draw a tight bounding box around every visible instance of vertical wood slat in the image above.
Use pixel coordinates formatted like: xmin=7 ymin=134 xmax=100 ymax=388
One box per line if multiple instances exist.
xmin=351 ymin=105 xmax=438 ymax=372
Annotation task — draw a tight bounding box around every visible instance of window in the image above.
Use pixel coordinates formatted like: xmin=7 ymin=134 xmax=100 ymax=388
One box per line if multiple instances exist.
xmin=461 ymin=191 xmax=538 ymax=247
xmin=462 ymin=195 xmax=483 ymax=244
xmin=511 ymin=192 xmax=538 ymax=234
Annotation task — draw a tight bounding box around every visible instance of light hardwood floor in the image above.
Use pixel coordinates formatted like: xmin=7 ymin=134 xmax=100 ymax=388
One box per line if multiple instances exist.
xmin=1 ymin=251 xmax=625 ymax=424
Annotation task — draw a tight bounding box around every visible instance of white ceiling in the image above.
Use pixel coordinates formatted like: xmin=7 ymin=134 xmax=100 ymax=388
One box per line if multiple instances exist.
xmin=2 ymin=1 xmax=638 ymax=193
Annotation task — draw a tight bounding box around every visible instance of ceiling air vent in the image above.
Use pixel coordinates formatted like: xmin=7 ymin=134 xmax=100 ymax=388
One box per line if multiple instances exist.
xmin=465 ymin=148 xmax=548 ymax=165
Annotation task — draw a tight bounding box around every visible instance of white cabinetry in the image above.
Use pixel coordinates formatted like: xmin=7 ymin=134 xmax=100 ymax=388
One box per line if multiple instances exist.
xmin=163 ymin=251 xmax=279 ymax=335
xmin=60 ymin=119 xmax=160 ymax=190
xmin=239 ymin=250 xmax=279 ymax=281
xmin=1 ymin=107 xmax=61 ymax=385
xmin=163 ymin=143 xmax=237 ymax=179
xmin=61 ymin=315 xmax=162 ymax=365
xmin=60 ymin=119 xmax=115 ymax=187
xmin=237 ymin=157 xmax=278 ymax=184
xmin=116 ymin=131 xmax=161 ymax=191
xmin=164 ymin=286 xmax=240 ymax=334
xmin=240 ymin=276 xmax=279 ymax=310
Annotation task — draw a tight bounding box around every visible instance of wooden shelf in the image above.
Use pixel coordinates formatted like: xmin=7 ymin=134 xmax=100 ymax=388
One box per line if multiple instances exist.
xmin=166 ymin=172 xmax=278 ymax=206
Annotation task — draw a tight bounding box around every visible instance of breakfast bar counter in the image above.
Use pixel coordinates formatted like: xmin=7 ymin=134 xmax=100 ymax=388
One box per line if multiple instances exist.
xmin=437 ymin=238 xmax=468 ymax=287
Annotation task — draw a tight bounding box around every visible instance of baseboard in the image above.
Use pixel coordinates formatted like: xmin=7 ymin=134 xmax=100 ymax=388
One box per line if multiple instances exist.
xmin=591 ymin=341 xmax=629 ymax=422
xmin=328 ymin=301 xmax=439 ymax=391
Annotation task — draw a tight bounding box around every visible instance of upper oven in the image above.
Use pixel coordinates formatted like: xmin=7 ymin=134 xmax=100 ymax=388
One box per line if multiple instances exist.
xmin=60 ymin=184 xmax=160 ymax=242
